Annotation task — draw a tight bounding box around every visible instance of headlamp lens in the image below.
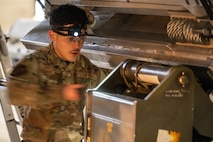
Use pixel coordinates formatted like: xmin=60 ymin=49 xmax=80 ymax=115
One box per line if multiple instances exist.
xmin=74 ymin=32 xmax=79 ymax=36
xmin=68 ymin=27 xmax=82 ymax=37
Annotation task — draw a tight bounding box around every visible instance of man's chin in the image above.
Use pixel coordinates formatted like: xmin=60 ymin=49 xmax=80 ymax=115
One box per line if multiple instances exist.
xmin=67 ymin=57 xmax=77 ymax=62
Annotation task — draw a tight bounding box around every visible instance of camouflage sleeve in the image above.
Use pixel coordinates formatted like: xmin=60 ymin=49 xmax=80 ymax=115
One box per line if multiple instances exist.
xmin=87 ymin=67 xmax=108 ymax=89
xmin=7 ymin=56 xmax=64 ymax=106
xmin=7 ymin=78 xmax=64 ymax=106
xmin=97 ymin=68 xmax=107 ymax=84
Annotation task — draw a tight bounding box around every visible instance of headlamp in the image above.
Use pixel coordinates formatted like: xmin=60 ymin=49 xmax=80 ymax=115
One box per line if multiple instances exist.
xmin=50 ymin=25 xmax=86 ymax=37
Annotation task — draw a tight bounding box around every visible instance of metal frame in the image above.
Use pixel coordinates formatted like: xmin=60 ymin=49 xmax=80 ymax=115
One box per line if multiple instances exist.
xmin=0 ymin=25 xmax=21 ymax=142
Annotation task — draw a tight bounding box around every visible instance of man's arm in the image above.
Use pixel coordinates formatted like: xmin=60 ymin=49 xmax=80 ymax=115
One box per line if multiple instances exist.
xmin=7 ymin=54 xmax=85 ymax=106
xmin=7 ymin=77 xmax=64 ymax=105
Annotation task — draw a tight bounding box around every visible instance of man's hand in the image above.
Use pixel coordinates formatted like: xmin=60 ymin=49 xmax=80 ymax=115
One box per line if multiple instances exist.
xmin=62 ymin=84 xmax=85 ymax=101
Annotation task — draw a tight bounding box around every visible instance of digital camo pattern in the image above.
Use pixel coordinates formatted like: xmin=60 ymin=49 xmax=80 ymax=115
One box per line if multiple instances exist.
xmin=7 ymin=43 xmax=107 ymax=142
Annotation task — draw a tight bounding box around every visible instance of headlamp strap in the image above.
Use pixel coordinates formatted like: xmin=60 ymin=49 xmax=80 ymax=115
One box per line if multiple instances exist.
xmin=50 ymin=25 xmax=86 ymax=37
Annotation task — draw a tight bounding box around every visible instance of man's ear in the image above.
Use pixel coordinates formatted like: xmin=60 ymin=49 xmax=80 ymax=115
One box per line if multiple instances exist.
xmin=49 ymin=30 xmax=56 ymax=41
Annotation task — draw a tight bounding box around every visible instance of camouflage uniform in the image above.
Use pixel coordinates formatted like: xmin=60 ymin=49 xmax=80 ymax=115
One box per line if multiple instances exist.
xmin=7 ymin=43 xmax=106 ymax=142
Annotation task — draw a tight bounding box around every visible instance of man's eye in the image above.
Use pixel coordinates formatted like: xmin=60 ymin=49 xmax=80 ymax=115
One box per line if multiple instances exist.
xmin=68 ymin=37 xmax=75 ymax=41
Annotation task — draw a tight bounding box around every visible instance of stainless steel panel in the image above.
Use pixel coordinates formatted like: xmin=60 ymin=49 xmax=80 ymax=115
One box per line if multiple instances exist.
xmin=86 ymin=61 xmax=213 ymax=141
xmin=21 ymin=19 xmax=213 ymax=70
xmin=45 ymin=0 xmax=207 ymax=17
xmin=87 ymin=91 xmax=136 ymax=142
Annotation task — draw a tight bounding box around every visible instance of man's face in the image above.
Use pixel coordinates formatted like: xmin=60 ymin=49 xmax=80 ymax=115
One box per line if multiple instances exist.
xmin=49 ymin=24 xmax=86 ymax=62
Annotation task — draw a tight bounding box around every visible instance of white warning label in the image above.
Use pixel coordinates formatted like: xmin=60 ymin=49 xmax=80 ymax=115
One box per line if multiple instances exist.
xmin=157 ymin=129 xmax=181 ymax=142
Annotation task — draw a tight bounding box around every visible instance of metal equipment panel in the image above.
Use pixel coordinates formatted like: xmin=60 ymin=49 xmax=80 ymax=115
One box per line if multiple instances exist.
xmin=87 ymin=91 xmax=137 ymax=142
xmin=85 ymin=60 xmax=213 ymax=142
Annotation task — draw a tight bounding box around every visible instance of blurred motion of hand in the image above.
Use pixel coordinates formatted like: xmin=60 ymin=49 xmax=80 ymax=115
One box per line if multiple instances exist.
xmin=62 ymin=84 xmax=85 ymax=101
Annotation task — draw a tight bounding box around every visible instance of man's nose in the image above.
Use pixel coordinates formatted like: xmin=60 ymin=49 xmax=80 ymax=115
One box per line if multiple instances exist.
xmin=72 ymin=39 xmax=82 ymax=48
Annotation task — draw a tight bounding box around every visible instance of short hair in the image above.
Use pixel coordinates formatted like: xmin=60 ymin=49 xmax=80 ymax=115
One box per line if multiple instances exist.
xmin=49 ymin=4 xmax=88 ymax=27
